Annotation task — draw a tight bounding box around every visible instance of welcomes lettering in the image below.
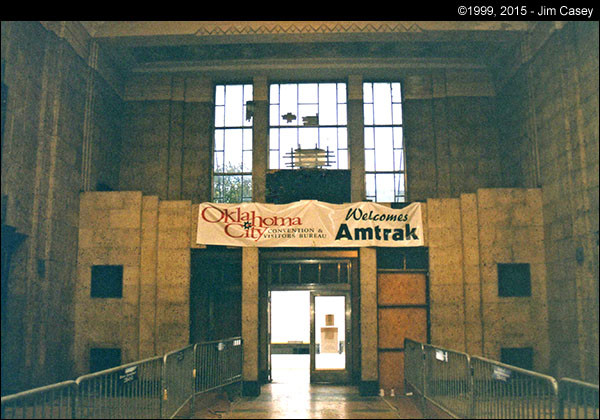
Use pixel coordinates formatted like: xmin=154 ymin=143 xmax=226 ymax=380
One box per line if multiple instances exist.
xmin=196 ymin=200 xmax=423 ymax=248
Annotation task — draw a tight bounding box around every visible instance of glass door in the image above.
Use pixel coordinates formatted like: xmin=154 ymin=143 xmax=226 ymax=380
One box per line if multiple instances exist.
xmin=310 ymin=291 xmax=351 ymax=383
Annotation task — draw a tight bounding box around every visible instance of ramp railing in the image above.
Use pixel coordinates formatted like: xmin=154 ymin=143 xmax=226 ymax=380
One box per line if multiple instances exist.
xmin=404 ymin=338 xmax=599 ymax=419
xmin=1 ymin=381 xmax=77 ymax=419
xmin=558 ymin=378 xmax=599 ymax=419
xmin=1 ymin=337 xmax=243 ymax=419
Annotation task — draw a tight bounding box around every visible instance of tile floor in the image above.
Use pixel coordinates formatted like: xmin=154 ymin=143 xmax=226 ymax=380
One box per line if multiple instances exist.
xmin=207 ymin=355 xmax=423 ymax=419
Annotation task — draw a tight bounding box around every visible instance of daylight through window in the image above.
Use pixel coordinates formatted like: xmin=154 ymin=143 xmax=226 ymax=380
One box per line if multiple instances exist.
xmin=269 ymin=83 xmax=348 ymax=170
xmin=363 ymin=82 xmax=406 ymax=202
xmin=213 ymin=84 xmax=253 ymax=203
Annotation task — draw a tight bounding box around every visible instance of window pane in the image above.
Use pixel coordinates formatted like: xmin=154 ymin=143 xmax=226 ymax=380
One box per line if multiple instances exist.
xmin=364 ymin=127 xmax=374 ymax=149
xmin=243 ymin=150 xmax=252 ymax=172
xmin=280 ymin=128 xmax=298 ymax=154
xmin=299 ymin=83 xmax=318 ymax=103
xmin=337 ymin=128 xmax=348 ymax=150
xmin=299 ymin=127 xmax=318 ymax=149
xmin=224 ymin=85 xmax=244 ymax=127
xmin=299 ymin=104 xmax=319 ymax=124
xmin=393 ymin=127 xmax=403 ymax=148
xmin=215 ymin=85 xmax=225 ymax=106
xmin=215 ymin=130 xmax=224 ymax=151
xmin=337 ymin=83 xmax=347 ymax=103
xmin=214 ymin=175 xmax=252 ymax=203
xmin=242 ymin=128 xmax=252 ymax=150
xmin=363 ymin=82 xmax=373 ymax=103
xmin=391 ymin=82 xmax=402 ymax=103
xmin=392 ymin=103 xmax=403 ymax=125
xmin=270 ymin=150 xmax=280 ymax=169
xmin=337 ymin=104 xmax=347 ymax=125
xmin=215 ymin=106 xmax=225 ymax=127
xmin=242 ymin=175 xmax=252 ymax=201
xmin=374 ymin=127 xmax=394 ymax=171
xmin=269 ymin=128 xmax=280 ymax=150
xmin=394 ymin=149 xmax=404 ymax=171
xmin=319 ymin=127 xmax=337 ymax=153
xmin=376 ymin=173 xmax=395 ymax=202
xmin=270 ymin=84 xmax=279 ymax=103
xmin=363 ymin=103 xmax=373 ymax=125
xmin=279 ymin=84 xmax=298 ymax=125
xmin=337 ymin=149 xmax=348 ymax=170
xmin=270 ymin=105 xmax=281 ymax=125
xmin=214 ymin=151 xmax=224 ymax=173
xmin=373 ymin=83 xmax=392 ymax=125
xmin=365 ymin=150 xmax=375 ymax=172
xmin=366 ymin=173 xmax=376 ymax=199
xmin=224 ymin=129 xmax=243 ymax=169
xmin=244 ymin=84 xmax=253 ymax=101
xmin=319 ymin=84 xmax=337 ymax=125
xmin=395 ymin=173 xmax=406 ymax=200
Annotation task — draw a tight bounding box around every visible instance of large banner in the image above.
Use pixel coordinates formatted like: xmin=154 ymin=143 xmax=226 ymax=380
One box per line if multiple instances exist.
xmin=196 ymin=200 xmax=423 ymax=248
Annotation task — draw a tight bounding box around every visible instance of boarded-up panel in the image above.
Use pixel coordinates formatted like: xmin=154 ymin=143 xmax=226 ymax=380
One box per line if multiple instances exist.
xmin=377 ymin=272 xmax=428 ymax=394
xmin=379 ymin=352 xmax=404 ymax=392
xmin=378 ymin=272 xmax=426 ymax=306
xmin=378 ymin=308 xmax=427 ymax=348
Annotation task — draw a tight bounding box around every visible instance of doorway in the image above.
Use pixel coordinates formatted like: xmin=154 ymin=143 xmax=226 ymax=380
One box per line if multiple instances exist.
xmin=261 ymin=251 xmax=358 ymax=385
xmin=270 ymin=290 xmax=310 ymax=384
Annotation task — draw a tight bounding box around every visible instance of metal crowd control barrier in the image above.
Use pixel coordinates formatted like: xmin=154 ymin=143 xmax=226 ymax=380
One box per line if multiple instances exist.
xmin=1 ymin=381 xmax=77 ymax=419
xmin=404 ymin=338 xmax=600 ymax=419
xmin=162 ymin=345 xmax=196 ymax=419
xmin=403 ymin=339 xmax=424 ymax=397
xmin=471 ymin=356 xmax=558 ymax=419
xmin=558 ymin=378 xmax=599 ymax=419
xmin=75 ymin=355 xmax=164 ymax=419
xmin=423 ymin=344 xmax=473 ymax=418
xmin=195 ymin=338 xmax=243 ymax=395
xmin=1 ymin=337 xmax=243 ymax=419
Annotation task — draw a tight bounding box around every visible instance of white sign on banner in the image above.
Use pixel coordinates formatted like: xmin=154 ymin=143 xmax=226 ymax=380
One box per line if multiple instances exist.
xmin=196 ymin=200 xmax=423 ymax=248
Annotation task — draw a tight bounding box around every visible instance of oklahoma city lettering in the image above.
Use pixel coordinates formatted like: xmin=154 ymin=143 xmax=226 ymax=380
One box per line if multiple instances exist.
xmin=201 ymin=205 xmax=302 ymax=240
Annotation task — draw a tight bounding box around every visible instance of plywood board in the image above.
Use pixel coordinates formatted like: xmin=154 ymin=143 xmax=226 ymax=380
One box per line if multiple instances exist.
xmin=378 ymin=308 xmax=427 ymax=348
xmin=379 ymin=351 xmax=405 ymax=392
xmin=378 ymin=272 xmax=426 ymax=306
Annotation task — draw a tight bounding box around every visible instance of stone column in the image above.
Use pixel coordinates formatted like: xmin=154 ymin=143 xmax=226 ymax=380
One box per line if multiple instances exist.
xmin=347 ymin=75 xmax=366 ymax=202
xmin=242 ymin=247 xmax=260 ymax=396
xmin=183 ymin=76 xmax=214 ymax=203
xmin=359 ymin=247 xmax=378 ymax=395
xmin=252 ymin=76 xmax=269 ymax=203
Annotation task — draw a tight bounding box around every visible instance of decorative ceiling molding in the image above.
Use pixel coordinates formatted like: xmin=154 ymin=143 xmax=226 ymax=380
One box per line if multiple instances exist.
xmin=193 ymin=21 xmax=425 ymax=37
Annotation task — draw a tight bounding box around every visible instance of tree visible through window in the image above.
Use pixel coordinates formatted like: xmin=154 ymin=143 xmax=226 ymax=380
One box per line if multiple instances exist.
xmin=213 ymin=84 xmax=253 ymax=203
xmin=363 ymin=82 xmax=406 ymax=202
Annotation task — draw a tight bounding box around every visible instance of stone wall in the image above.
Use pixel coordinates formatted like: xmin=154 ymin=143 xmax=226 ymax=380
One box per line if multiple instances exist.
xmin=119 ymin=75 xmax=213 ymax=203
xmin=74 ymin=192 xmax=191 ymax=376
xmin=428 ymin=188 xmax=550 ymax=373
xmin=496 ymin=21 xmax=599 ymax=381
xmin=1 ymin=21 xmax=123 ymax=391
xmin=403 ymin=70 xmax=503 ymax=200
xmin=76 ymin=188 xmax=550 ymax=383
xmin=75 ymin=192 xmax=143 ymax=374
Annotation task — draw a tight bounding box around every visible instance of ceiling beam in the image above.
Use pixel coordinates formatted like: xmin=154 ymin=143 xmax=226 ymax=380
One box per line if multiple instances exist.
xmin=88 ymin=21 xmax=530 ymax=47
